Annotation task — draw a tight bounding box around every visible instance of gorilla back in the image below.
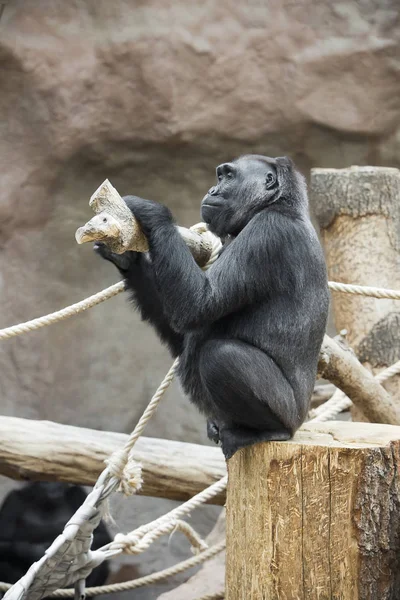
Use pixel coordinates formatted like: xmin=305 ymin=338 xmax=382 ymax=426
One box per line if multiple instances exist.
xmin=95 ymin=155 xmax=329 ymax=459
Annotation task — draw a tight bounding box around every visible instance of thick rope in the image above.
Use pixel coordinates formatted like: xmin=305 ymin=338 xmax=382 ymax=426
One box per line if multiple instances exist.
xmin=1 ymin=258 xmax=400 ymax=343
xmin=309 ymin=389 xmax=351 ymax=422
xmin=106 ymin=476 xmax=227 ymax=557
xmin=0 ymin=282 xmax=125 ymax=341
xmin=104 ymin=358 xmax=178 ymax=495
xmin=0 ymin=541 xmax=226 ymax=597
xmin=375 ymin=359 xmax=400 ymax=383
xmin=0 ymin=232 xmax=398 ymax=595
xmin=328 ymin=281 xmax=400 ymax=300
xmin=0 ymin=225 xmax=221 ymax=341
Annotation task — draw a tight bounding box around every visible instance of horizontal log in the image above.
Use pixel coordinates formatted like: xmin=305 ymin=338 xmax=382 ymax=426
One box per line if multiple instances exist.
xmin=0 ymin=417 xmax=227 ymax=505
xmin=3 ymin=416 xmax=400 ymax=519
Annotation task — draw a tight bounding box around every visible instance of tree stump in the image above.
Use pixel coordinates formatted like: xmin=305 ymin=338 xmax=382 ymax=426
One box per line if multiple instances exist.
xmin=311 ymin=166 xmax=400 ymax=418
xmin=226 ymin=422 xmax=400 ymax=600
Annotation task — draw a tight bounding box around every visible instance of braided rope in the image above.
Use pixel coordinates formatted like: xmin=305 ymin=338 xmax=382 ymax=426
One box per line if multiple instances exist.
xmin=0 ymin=225 xmax=398 ymax=595
xmin=0 ymin=541 xmax=226 ymax=598
xmin=328 ymin=280 xmax=400 ymax=300
xmin=107 ymin=476 xmax=228 ymax=556
xmin=309 ymin=389 xmax=351 ymax=422
xmin=0 ymin=264 xmax=399 ymax=343
xmin=0 ymin=224 xmax=221 ymax=342
xmin=0 ymin=282 xmax=125 ymax=341
xmin=375 ymin=359 xmax=400 ymax=382
xmin=105 ymin=358 xmax=178 ymax=495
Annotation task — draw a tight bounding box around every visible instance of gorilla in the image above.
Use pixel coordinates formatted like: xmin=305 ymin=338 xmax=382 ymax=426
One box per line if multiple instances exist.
xmin=96 ymin=155 xmax=329 ymax=459
xmin=0 ymin=482 xmax=110 ymax=594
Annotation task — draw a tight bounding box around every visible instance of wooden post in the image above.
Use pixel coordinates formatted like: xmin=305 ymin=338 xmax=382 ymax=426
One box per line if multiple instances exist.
xmin=311 ymin=166 xmax=400 ymax=415
xmin=226 ymin=422 xmax=400 ymax=600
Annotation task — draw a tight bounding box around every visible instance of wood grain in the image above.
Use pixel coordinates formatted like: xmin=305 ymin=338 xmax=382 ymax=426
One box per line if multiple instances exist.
xmin=226 ymin=421 xmax=400 ymax=600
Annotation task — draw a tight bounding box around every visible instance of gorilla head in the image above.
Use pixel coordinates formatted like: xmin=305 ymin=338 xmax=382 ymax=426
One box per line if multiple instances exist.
xmin=201 ymin=154 xmax=307 ymax=238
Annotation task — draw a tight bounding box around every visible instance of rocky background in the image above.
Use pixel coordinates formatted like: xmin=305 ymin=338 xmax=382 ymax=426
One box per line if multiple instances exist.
xmin=0 ymin=0 xmax=399 ymax=597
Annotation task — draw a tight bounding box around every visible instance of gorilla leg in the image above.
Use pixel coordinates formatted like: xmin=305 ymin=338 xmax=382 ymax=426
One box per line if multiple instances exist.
xmin=199 ymin=340 xmax=298 ymax=459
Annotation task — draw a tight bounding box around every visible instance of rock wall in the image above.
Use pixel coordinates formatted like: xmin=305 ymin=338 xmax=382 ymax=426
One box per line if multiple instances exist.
xmin=0 ymin=0 xmax=399 ymax=597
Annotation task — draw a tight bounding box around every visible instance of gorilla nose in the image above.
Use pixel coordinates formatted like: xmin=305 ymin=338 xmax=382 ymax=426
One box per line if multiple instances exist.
xmin=209 ymin=186 xmax=218 ymax=196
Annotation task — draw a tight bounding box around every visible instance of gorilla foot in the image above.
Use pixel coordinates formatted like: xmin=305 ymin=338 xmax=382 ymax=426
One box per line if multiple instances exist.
xmin=220 ymin=427 xmax=292 ymax=460
xmin=207 ymin=419 xmax=221 ymax=445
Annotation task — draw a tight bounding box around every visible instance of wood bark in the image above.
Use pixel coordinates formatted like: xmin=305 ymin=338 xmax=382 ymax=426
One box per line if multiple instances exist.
xmin=226 ymin=421 xmax=400 ymax=600
xmin=311 ymin=166 xmax=400 ymax=418
xmin=0 ymin=416 xmax=226 ymax=505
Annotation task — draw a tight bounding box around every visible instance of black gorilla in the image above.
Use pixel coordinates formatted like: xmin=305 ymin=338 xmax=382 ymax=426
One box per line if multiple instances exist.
xmin=96 ymin=155 xmax=329 ymax=459
xmin=0 ymin=482 xmax=110 ymax=594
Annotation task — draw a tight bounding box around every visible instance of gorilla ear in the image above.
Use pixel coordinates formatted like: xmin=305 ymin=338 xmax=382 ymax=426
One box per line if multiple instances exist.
xmin=265 ymin=171 xmax=277 ymax=189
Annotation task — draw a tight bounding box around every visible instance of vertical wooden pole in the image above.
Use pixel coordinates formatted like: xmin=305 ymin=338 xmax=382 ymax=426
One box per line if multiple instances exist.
xmin=311 ymin=166 xmax=400 ymax=414
xmin=225 ymin=422 xmax=400 ymax=600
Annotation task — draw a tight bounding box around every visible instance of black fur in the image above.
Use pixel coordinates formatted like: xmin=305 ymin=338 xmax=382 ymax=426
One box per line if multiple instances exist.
xmin=95 ymin=155 xmax=329 ymax=459
xmin=0 ymin=483 xmax=110 ymax=593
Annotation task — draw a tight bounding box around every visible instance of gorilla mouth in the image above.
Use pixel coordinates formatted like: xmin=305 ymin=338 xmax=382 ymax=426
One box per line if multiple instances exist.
xmin=201 ymin=203 xmax=220 ymax=224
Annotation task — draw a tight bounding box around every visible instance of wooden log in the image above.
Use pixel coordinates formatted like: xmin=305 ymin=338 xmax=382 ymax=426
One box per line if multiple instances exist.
xmin=226 ymin=421 xmax=400 ymax=600
xmin=75 ymin=179 xmax=214 ymax=266
xmin=311 ymin=166 xmax=400 ymax=418
xmin=0 ymin=416 xmax=226 ymax=505
xmin=318 ymin=335 xmax=400 ymax=424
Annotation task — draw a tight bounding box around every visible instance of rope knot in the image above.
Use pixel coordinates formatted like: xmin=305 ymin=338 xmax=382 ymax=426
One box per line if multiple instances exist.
xmin=105 ymin=448 xmax=143 ymax=496
xmin=113 ymin=532 xmax=142 ymax=554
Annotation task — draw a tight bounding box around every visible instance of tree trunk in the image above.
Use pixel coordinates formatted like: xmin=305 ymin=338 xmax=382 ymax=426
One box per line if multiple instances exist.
xmin=226 ymin=421 xmax=400 ymax=600
xmin=311 ymin=166 xmax=400 ymax=419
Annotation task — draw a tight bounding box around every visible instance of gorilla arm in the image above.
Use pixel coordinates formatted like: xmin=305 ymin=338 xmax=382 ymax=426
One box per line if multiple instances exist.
xmin=124 ymin=196 xmax=290 ymax=332
xmin=93 ymin=243 xmax=185 ymax=358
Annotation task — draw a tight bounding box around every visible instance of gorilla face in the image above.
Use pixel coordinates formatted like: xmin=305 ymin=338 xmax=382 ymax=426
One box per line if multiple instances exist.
xmin=201 ymin=155 xmax=280 ymax=238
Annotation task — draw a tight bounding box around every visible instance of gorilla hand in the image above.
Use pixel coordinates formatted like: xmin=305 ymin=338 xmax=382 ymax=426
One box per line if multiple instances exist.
xmin=94 ymin=242 xmax=136 ymax=272
xmin=123 ymin=196 xmax=173 ymax=237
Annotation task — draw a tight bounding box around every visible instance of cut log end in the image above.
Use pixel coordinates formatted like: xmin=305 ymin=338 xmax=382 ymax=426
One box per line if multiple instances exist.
xmin=76 ymin=179 xmax=149 ymax=253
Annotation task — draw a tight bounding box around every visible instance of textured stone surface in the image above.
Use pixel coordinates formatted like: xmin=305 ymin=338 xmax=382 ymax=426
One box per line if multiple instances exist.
xmin=0 ymin=0 xmax=400 ymax=597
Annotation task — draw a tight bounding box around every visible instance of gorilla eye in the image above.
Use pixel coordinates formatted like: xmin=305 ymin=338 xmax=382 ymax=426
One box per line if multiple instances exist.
xmin=216 ymin=163 xmax=236 ymax=182
xmin=266 ymin=172 xmax=276 ymax=188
